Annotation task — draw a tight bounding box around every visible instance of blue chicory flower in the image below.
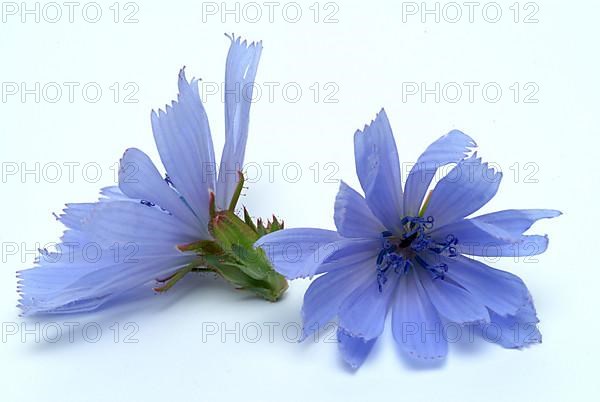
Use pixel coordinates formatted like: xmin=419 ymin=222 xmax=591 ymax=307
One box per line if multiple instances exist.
xmin=17 ymin=35 xmax=285 ymax=315
xmin=256 ymin=109 xmax=560 ymax=368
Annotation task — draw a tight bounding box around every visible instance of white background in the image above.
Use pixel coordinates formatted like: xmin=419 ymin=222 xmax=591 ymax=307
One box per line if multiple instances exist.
xmin=0 ymin=0 xmax=597 ymax=400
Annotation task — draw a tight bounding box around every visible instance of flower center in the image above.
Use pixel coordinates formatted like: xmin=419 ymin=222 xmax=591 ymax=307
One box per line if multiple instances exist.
xmin=375 ymin=216 xmax=459 ymax=292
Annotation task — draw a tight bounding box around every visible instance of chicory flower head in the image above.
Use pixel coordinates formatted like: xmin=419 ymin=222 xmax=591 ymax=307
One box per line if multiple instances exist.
xmin=256 ymin=109 xmax=559 ymax=369
xmin=18 ymin=35 xmax=287 ymax=315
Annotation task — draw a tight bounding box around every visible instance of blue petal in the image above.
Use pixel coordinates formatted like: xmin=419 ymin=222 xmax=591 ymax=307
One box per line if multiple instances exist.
xmin=118 ymin=148 xmax=208 ymax=237
xmin=483 ymin=296 xmax=541 ymax=348
xmin=425 ymin=153 xmax=502 ymax=228
xmin=256 ymin=228 xmax=380 ymax=279
xmin=334 ymin=181 xmax=385 ymax=238
xmin=314 ymin=238 xmax=380 ymax=275
xmin=469 ymin=209 xmax=561 ymax=233
xmin=470 ymin=235 xmax=550 ymax=258
xmin=254 ymin=228 xmax=341 ymax=279
xmin=59 ymin=200 xmax=199 ymax=246
xmin=216 ymin=35 xmax=263 ymax=210
xmin=403 ymin=130 xmax=476 ymax=216
xmin=337 ymin=328 xmax=377 ymax=369
xmin=443 ymin=255 xmax=532 ymax=317
xmin=431 ymin=209 xmax=560 ymax=257
xmin=392 ymin=270 xmax=448 ymax=359
xmin=18 ymin=200 xmax=199 ymax=315
xmin=151 ymin=68 xmax=216 ymax=227
xmin=416 ymin=257 xmax=490 ymax=325
xmin=338 ymin=272 xmax=398 ymax=340
xmin=18 ymin=248 xmax=195 ymax=315
xmin=301 ymin=258 xmax=372 ymax=339
xmin=354 ymin=109 xmax=404 ymax=233
xmin=99 ymin=186 xmax=132 ymax=201
xmin=58 ymin=203 xmax=96 ymax=233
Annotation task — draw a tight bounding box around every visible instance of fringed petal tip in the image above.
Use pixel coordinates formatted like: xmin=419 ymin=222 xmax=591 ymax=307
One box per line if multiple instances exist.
xmin=297 ymin=329 xmax=309 ymax=343
xmin=17 ymin=296 xmax=32 ymax=317
xmin=497 ymin=327 xmax=542 ymax=350
xmin=446 ymin=129 xmax=477 ymax=151
xmin=177 ymin=65 xmax=199 ymax=83
xmin=355 ymin=107 xmax=386 ymax=135
xmin=224 ymin=32 xmax=263 ymax=48
xmin=464 ymin=152 xmax=502 ymax=179
xmin=405 ymin=349 xmax=446 ymax=361
xmin=544 ymin=210 xmax=563 ymax=218
xmin=177 ymin=67 xmax=201 ymax=93
xmin=337 ymin=328 xmax=377 ymax=370
xmin=149 ymin=68 xmax=202 ymax=119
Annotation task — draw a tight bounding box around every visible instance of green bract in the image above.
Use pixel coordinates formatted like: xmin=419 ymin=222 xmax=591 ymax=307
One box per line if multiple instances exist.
xmin=163 ymin=173 xmax=288 ymax=301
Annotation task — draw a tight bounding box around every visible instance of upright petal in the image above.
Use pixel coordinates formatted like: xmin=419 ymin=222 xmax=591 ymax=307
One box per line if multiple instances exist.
xmin=334 ymin=181 xmax=386 ymax=238
xmin=118 ymin=147 xmax=208 ymax=237
xmin=403 ymin=130 xmax=476 ymax=216
xmin=216 ymin=35 xmax=263 ymax=210
xmin=151 ymin=68 xmax=216 ymax=228
xmin=425 ymin=154 xmax=502 ymax=229
xmin=354 ymin=109 xmax=404 ymax=233
xmin=431 ymin=209 xmax=560 ymax=257
xmin=337 ymin=328 xmax=377 ymax=369
xmin=392 ymin=270 xmax=448 ymax=359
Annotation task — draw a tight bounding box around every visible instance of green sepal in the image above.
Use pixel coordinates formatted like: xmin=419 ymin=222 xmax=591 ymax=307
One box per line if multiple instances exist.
xmin=243 ymin=206 xmax=258 ymax=233
xmin=210 ymin=211 xmax=270 ymax=280
xmin=268 ymin=215 xmax=284 ymax=232
xmin=210 ymin=210 xmax=287 ymax=300
xmin=254 ymin=214 xmax=285 ymax=237
xmin=201 ymin=260 xmax=287 ymax=302
xmin=154 ymin=264 xmax=194 ymax=293
xmin=228 ymin=171 xmax=245 ymax=212
xmin=169 ymin=172 xmax=287 ymax=301
xmin=179 ymin=209 xmax=288 ymax=301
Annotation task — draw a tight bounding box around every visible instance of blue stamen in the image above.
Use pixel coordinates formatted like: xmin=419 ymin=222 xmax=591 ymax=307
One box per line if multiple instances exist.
xmin=428 ymin=234 xmax=459 ymax=256
xmin=375 ymin=216 xmax=460 ymax=289
xmin=410 ymin=233 xmax=429 ymax=251
xmin=414 ymin=255 xmax=448 ymax=280
xmin=376 ymin=239 xmax=402 ymax=292
xmin=376 ymin=249 xmax=386 ymax=265
xmin=401 ymin=215 xmax=434 ymax=229
xmin=394 ymin=258 xmax=413 ymax=275
xmin=400 ymin=216 xmax=435 ymax=240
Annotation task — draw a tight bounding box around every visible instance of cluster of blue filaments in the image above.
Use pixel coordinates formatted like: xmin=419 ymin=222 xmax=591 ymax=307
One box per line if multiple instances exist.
xmin=375 ymin=216 xmax=459 ymax=292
